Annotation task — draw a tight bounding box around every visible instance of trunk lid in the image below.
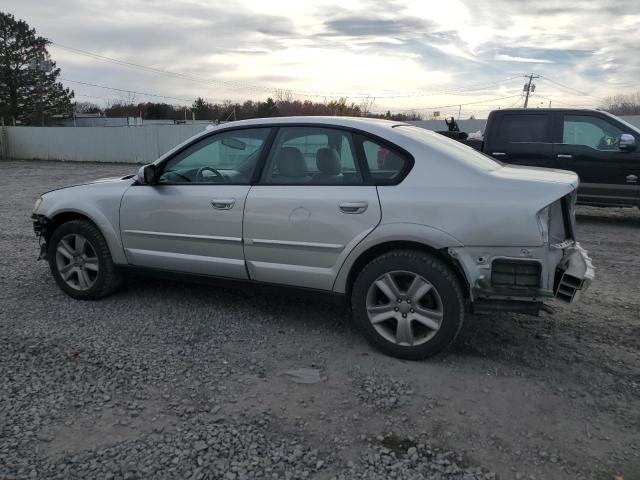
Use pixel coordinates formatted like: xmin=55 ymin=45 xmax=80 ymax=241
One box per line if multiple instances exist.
xmin=491 ymin=164 xmax=579 ymax=188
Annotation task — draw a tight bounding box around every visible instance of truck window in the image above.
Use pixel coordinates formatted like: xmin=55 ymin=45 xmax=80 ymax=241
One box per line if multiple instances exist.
xmin=562 ymin=115 xmax=624 ymax=151
xmin=497 ymin=114 xmax=550 ymax=143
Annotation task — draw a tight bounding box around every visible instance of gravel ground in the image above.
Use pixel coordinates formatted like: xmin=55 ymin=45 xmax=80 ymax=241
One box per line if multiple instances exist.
xmin=0 ymin=159 xmax=638 ymax=480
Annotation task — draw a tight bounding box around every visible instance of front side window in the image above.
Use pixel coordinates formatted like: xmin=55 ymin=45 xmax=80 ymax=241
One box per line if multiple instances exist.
xmin=562 ymin=115 xmax=624 ymax=151
xmin=261 ymin=127 xmax=363 ymax=184
xmin=498 ymin=114 xmax=550 ymax=143
xmin=159 ymin=128 xmax=270 ymax=184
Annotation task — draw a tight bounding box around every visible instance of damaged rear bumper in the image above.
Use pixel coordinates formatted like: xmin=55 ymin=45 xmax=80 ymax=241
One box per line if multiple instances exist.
xmin=553 ymin=242 xmax=594 ymax=303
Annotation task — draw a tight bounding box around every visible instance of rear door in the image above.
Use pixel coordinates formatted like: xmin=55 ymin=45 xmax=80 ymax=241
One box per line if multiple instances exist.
xmin=242 ymin=126 xmax=382 ymax=291
xmin=484 ymin=112 xmax=554 ymax=167
xmin=553 ymin=113 xmax=640 ymax=205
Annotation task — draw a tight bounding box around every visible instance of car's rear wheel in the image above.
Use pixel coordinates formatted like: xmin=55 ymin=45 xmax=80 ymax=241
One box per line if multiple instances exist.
xmin=48 ymin=219 xmax=121 ymax=299
xmin=351 ymin=249 xmax=464 ymax=360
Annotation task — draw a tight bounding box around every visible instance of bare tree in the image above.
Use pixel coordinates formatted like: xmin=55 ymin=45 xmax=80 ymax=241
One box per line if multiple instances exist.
xmin=358 ymin=96 xmax=376 ymax=115
xmin=274 ymin=88 xmax=294 ymax=103
xmin=73 ymin=101 xmax=101 ymax=114
xmin=599 ymin=91 xmax=640 ymax=116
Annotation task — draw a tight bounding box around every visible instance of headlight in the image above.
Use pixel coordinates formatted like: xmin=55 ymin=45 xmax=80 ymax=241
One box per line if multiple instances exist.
xmin=32 ymin=197 xmax=43 ymax=214
xmin=537 ymin=205 xmax=550 ymax=245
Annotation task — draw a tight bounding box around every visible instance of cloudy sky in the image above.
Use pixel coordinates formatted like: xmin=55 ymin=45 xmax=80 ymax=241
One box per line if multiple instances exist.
xmin=5 ymin=0 xmax=640 ymax=117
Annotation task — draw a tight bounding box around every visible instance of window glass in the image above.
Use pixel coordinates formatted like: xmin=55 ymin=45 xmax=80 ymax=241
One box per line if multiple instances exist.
xmin=159 ymin=128 xmax=270 ymax=184
xmin=361 ymin=138 xmax=409 ymax=182
xmin=262 ymin=127 xmax=363 ymax=184
xmin=562 ymin=115 xmax=624 ymax=150
xmin=498 ymin=114 xmax=549 ymax=143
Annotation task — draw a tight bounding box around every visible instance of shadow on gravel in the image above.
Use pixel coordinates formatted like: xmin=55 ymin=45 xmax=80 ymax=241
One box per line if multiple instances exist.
xmin=122 ymin=272 xmax=566 ymax=368
xmin=120 ymin=272 xmax=352 ymax=332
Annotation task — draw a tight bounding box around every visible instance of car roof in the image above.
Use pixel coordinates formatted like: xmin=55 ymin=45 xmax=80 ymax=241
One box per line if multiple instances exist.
xmin=493 ymin=108 xmax=602 ymax=114
xmin=208 ymin=116 xmax=408 ymax=130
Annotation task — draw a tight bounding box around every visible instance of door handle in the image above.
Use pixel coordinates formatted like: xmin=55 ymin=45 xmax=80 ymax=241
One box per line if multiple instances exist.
xmin=339 ymin=201 xmax=368 ymax=214
xmin=626 ymin=174 xmax=638 ymax=183
xmin=211 ymin=198 xmax=235 ymax=210
xmin=491 ymin=152 xmax=506 ymax=156
xmin=557 ymin=154 xmax=573 ymax=159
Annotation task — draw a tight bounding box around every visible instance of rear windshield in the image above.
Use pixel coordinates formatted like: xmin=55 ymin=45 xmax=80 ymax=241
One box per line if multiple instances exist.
xmin=394 ymin=125 xmax=501 ymax=171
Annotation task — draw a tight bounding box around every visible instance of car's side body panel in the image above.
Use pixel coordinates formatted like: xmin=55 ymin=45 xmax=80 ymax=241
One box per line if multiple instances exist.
xmin=243 ymin=185 xmax=381 ymax=290
xmin=36 ymin=178 xmax=134 ymax=264
xmin=119 ymin=184 xmax=251 ymax=278
xmin=332 ymin=221 xmax=465 ymax=293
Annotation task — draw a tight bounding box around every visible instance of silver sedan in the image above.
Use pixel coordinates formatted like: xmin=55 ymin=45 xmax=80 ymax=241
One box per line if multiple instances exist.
xmin=32 ymin=117 xmax=593 ymax=359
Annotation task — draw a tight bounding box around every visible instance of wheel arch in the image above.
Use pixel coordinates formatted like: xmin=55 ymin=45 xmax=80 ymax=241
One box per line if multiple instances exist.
xmin=335 ymin=223 xmax=471 ymax=299
xmin=343 ymin=241 xmax=469 ymax=299
xmin=42 ymin=208 xmax=127 ymax=264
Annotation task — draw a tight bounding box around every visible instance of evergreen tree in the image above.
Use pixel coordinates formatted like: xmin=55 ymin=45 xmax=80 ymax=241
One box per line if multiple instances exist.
xmin=0 ymin=12 xmax=74 ymax=125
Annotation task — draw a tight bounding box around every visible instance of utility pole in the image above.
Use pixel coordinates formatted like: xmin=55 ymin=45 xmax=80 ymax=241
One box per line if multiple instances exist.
xmin=523 ymin=73 xmax=539 ymax=109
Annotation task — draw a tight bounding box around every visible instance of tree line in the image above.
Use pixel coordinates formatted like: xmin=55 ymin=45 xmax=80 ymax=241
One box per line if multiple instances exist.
xmin=76 ymin=96 xmax=423 ymax=122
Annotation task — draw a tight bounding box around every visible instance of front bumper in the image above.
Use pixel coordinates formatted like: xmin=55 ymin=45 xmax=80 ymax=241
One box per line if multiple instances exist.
xmin=553 ymin=242 xmax=594 ymax=303
xmin=32 ymin=214 xmax=49 ymax=260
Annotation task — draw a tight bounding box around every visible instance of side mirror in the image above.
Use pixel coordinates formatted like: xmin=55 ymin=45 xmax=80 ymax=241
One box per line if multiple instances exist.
xmin=137 ymin=164 xmax=157 ymax=185
xmin=619 ymin=133 xmax=637 ymax=152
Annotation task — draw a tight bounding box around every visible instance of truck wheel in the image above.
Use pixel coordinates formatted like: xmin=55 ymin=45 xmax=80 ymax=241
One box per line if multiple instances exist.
xmin=351 ymin=250 xmax=464 ymax=360
xmin=48 ymin=219 xmax=122 ymax=300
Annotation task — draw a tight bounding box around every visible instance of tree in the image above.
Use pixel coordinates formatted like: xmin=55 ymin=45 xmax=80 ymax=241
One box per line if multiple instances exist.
xmin=0 ymin=12 xmax=74 ymax=125
xmin=600 ymin=92 xmax=640 ymax=116
xmin=73 ymin=101 xmax=101 ymax=114
xmin=256 ymin=97 xmax=278 ymax=117
xmin=192 ymin=97 xmax=209 ymax=119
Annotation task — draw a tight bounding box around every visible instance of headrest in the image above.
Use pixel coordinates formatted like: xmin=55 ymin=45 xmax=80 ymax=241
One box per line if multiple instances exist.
xmin=275 ymin=147 xmax=307 ymax=177
xmin=316 ymin=148 xmax=341 ymax=175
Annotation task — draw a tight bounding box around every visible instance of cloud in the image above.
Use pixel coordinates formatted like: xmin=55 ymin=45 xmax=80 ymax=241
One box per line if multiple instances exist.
xmin=3 ymin=0 xmax=639 ymax=114
xmin=495 ymin=54 xmax=554 ymax=64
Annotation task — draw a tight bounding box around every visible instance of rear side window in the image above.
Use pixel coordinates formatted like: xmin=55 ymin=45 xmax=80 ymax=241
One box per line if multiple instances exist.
xmin=359 ymin=137 xmax=410 ymax=184
xmin=261 ymin=126 xmax=364 ymax=185
xmin=497 ymin=114 xmax=550 ymax=143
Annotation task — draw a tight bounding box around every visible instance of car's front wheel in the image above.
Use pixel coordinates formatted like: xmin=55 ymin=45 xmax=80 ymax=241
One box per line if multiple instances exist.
xmin=351 ymin=250 xmax=464 ymax=360
xmin=48 ymin=219 xmax=121 ymax=299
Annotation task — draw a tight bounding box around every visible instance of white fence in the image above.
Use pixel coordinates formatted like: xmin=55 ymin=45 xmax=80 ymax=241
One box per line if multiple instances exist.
xmin=1 ymin=124 xmax=208 ymax=163
xmin=2 ymin=116 xmax=640 ymax=163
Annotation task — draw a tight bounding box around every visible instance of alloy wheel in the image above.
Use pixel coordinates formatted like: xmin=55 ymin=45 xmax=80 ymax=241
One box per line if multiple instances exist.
xmin=55 ymin=233 xmax=99 ymax=291
xmin=365 ymin=270 xmax=443 ymax=346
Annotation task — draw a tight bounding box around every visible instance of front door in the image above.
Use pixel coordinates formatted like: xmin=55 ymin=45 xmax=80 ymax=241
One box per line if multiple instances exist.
xmin=120 ymin=127 xmax=271 ymax=278
xmin=243 ymin=126 xmax=381 ymax=291
xmin=553 ymin=113 xmax=640 ymax=205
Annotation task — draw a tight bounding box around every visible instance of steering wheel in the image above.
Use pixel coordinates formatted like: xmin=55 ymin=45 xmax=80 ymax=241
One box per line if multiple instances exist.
xmin=195 ymin=166 xmax=226 ymax=183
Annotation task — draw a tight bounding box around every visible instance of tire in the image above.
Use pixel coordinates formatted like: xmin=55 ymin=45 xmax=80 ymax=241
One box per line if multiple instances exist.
xmin=48 ymin=219 xmax=122 ymax=300
xmin=351 ymin=249 xmax=464 ymax=360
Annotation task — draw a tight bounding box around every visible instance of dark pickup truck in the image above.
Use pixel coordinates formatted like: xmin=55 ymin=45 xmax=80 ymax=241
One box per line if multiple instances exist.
xmin=439 ymin=108 xmax=640 ymax=208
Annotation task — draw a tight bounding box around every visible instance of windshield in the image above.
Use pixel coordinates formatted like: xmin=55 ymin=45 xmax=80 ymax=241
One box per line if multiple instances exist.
xmin=394 ymin=125 xmax=501 ymax=171
xmin=603 ymin=111 xmax=640 ymax=135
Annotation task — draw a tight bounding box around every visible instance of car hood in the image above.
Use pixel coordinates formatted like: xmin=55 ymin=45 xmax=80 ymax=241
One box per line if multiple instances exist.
xmin=43 ymin=174 xmax=136 ymax=194
xmin=490 ymin=164 xmax=579 ymax=188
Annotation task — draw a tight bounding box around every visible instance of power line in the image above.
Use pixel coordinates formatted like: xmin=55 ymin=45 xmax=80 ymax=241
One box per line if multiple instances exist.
xmin=61 ymin=78 xmax=200 ymax=103
xmin=51 ymin=42 xmax=522 ymax=99
xmin=528 ymin=93 xmax=594 ymax=108
xmin=537 ymin=74 xmax=604 ymax=102
xmin=372 ymin=94 xmax=523 ymax=113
